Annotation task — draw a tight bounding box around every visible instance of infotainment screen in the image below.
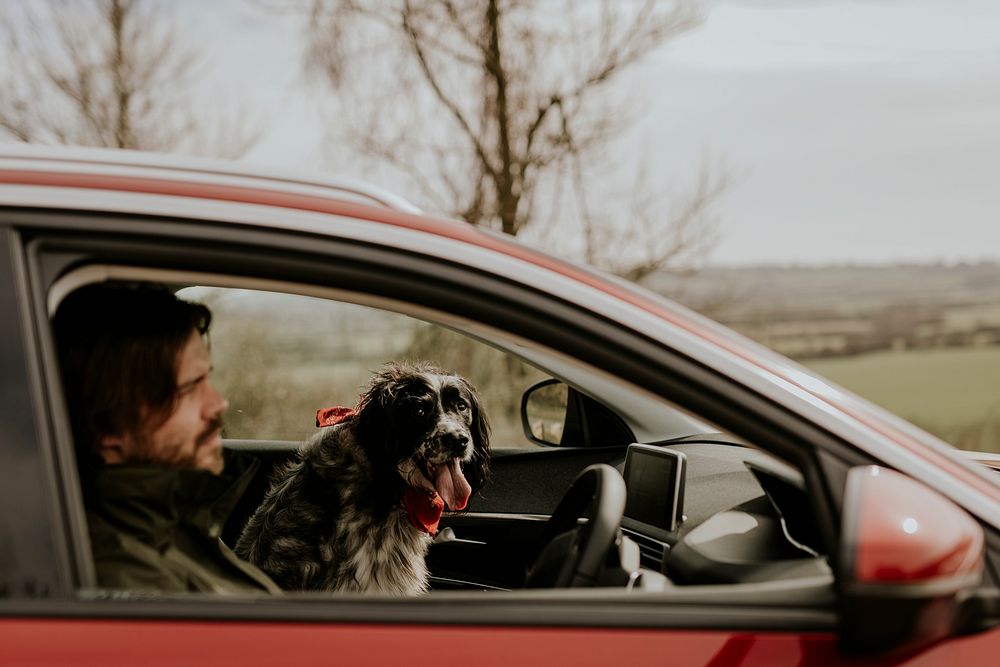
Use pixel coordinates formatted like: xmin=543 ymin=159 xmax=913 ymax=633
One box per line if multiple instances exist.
xmin=623 ymin=444 xmax=687 ymax=532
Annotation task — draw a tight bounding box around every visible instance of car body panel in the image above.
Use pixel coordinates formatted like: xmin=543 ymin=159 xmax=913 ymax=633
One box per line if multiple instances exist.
xmin=3 ymin=619 xmax=1000 ymax=667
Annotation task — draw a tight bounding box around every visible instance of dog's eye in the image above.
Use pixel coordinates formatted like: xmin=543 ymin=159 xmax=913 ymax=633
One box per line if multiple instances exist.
xmin=412 ymin=405 xmax=428 ymax=418
xmin=455 ymin=400 xmax=468 ymax=412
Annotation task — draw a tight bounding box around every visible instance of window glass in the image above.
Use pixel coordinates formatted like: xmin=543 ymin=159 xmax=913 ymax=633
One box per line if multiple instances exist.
xmin=61 ymin=280 xmax=825 ymax=599
xmin=179 ymin=287 xmax=546 ymax=446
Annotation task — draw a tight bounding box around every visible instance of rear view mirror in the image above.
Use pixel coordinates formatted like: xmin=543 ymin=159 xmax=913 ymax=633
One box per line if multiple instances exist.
xmin=521 ymin=380 xmax=634 ymax=448
xmin=839 ymin=466 xmax=984 ymax=653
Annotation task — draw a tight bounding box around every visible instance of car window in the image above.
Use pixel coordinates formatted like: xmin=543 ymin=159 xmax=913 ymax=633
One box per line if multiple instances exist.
xmin=176 ymin=286 xmax=827 ymax=559
xmin=52 ymin=276 xmax=827 ymax=605
xmin=179 ymin=286 xmax=547 ymax=447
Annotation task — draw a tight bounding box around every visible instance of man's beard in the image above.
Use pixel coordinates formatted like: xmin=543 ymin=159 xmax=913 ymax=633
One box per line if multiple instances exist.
xmin=132 ymin=416 xmax=225 ymax=473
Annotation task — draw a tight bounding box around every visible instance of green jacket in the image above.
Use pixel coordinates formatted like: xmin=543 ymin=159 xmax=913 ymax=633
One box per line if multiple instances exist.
xmin=84 ymin=454 xmax=281 ymax=594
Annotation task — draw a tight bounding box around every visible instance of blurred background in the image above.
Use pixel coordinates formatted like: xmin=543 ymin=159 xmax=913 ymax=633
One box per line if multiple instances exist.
xmin=3 ymin=0 xmax=999 ymax=451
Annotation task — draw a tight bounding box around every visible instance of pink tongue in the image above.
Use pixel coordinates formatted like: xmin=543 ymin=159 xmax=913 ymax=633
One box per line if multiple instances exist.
xmin=434 ymin=459 xmax=472 ymax=510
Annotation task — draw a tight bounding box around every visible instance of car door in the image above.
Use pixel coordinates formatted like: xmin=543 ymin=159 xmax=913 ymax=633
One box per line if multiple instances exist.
xmin=2 ymin=201 xmax=999 ymax=666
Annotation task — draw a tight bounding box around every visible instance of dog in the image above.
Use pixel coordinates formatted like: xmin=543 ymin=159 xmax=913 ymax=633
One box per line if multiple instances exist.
xmin=235 ymin=362 xmax=490 ymax=595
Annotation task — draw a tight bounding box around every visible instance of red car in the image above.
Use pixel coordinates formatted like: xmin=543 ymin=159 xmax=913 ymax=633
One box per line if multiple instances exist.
xmin=0 ymin=146 xmax=997 ymax=666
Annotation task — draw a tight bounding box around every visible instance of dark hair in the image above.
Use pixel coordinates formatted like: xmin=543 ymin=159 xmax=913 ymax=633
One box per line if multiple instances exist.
xmin=53 ymin=282 xmax=212 ymax=470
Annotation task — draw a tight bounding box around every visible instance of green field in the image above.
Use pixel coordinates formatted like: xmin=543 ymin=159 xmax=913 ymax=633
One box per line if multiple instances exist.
xmin=805 ymin=347 xmax=1000 ymax=453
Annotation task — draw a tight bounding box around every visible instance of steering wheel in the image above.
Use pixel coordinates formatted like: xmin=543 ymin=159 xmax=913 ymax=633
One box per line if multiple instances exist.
xmin=524 ymin=464 xmax=626 ymax=588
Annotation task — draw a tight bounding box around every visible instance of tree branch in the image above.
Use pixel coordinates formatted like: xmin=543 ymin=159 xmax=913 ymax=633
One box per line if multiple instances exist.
xmin=401 ymin=0 xmax=499 ymax=184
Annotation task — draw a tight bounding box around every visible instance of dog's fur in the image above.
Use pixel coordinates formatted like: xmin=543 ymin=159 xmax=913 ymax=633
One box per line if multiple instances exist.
xmin=235 ymin=362 xmax=490 ymax=595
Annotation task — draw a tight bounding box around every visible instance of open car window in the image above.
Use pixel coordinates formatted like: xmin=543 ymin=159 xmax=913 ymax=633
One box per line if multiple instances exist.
xmin=48 ymin=273 xmax=829 ymax=601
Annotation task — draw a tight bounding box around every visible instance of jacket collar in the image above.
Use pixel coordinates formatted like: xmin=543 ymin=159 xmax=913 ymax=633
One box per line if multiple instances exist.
xmin=87 ymin=452 xmax=259 ymax=548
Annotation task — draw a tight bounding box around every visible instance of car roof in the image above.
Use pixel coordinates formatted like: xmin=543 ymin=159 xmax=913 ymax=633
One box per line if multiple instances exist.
xmin=0 ymin=143 xmax=425 ymax=212
xmin=2 ymin=144 xmax=998 ymax=510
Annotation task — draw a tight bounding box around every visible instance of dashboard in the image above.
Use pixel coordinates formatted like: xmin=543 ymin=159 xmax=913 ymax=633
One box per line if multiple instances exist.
xmin=622 ymin=439 xmax=830 ymax=588
xmin=426 ymin=436 xmax=832 ymax=592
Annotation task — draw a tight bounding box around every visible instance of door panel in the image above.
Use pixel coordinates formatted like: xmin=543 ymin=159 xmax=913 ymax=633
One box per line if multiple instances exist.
xmin=431 ymin=446 xmax=628 ymax=587
xmin=429 ymin=514 xmax=549 ymax=589
xmin=7 ymin=618 xmax=997 ymax=666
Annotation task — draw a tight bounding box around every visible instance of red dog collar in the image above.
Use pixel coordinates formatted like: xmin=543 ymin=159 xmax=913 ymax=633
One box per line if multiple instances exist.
xmin=403 ymin=486 xmax=445 ymax=536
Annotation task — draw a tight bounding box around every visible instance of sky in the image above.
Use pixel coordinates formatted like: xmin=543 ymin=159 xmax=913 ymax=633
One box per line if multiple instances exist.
xmin=8 ymin=0 xmax=1000 ymax=267
xmin=640 ymin=0 xmax=1000 ymax=266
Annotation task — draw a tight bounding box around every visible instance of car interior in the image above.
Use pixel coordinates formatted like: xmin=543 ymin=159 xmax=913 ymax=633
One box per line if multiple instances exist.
xmin=45 ymin=266 xmax=834 ymax=603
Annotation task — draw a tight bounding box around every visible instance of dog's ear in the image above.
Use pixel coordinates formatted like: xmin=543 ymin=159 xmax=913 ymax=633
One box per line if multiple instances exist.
xmin=354 ymin=363 xmax=417 ymax=510
xmin=459 ymin=377 xmax=491 ymax=493
xmin=355 ymin=364 xmax=406 ymax=461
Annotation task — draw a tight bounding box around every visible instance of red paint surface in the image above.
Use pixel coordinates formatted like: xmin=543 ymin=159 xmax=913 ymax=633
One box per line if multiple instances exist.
xmin=853 ymin=467 xmax=983 ymax=583
xmin=3 ymin=167 xmax=999 ymax=504
xmin=2 ymin=619 xmax=999 ymax=666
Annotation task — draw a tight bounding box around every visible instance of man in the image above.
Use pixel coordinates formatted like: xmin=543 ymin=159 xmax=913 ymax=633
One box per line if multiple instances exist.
xmin=54 ymin=281 xmax=280 ymax=594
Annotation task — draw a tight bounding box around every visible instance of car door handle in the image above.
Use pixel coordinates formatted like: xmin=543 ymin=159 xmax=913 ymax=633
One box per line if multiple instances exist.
xmin=433 ymin=527 xmax=487 ymax=546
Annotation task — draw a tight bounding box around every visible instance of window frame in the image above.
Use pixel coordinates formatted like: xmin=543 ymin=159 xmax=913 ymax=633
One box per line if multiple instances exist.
xmin=9 ymin=209 xmax=862 ymax=631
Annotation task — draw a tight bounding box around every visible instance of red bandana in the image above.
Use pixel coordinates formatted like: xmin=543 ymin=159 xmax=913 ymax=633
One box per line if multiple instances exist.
xmin=315 ymin=405 xmax=445 ymax=536
xmin=316 ymin=406 xmax=356 ymax=427
xmin=403 ymin=486 xmax=445 ymax=536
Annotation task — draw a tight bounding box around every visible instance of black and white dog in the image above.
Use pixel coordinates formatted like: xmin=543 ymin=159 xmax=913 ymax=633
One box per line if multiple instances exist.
xmin=235 ymin=362 xmax=490 ymax=595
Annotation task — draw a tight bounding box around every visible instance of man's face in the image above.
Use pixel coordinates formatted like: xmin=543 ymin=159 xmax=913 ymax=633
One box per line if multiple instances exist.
xmin=111 ymin=330 xmax=228 ymax=474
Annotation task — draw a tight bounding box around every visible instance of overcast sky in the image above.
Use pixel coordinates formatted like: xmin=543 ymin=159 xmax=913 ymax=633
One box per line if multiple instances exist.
xmin=10 ymin=0 xmax=1000 ymax=267
xmin=643 ymin=0 xmax=1000 ymax=266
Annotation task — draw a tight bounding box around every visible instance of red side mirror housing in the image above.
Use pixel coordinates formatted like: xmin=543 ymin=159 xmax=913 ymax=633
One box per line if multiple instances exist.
xmin=839 ymin=466 xmax=984 ymax=653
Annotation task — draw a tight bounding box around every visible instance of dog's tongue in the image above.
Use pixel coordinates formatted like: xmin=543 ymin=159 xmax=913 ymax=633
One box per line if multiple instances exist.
xmin=434 ymin=459 xmax=472 ymax=510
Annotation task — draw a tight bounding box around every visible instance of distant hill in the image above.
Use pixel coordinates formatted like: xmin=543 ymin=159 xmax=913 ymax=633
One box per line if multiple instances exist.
xmin=641 ymin=262 xmax=1000 ymax=359
xmin=642 ymin=261 xmax=1000 ymax=317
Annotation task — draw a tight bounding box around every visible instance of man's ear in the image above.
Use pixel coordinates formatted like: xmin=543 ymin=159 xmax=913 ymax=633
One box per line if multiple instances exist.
xmin=97 ymin=434 xmax=129 ymax=465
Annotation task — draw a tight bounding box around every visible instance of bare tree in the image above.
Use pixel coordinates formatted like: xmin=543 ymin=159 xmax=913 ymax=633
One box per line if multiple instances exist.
xmin=0 ymin=0 xmax=260 ymax=158
xmin=302 ymin=0 xmax=728 ymax=279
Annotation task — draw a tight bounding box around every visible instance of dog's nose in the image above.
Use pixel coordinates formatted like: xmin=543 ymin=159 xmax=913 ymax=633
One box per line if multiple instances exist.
xmin=441 ymin=432 xmax=469 ymax=451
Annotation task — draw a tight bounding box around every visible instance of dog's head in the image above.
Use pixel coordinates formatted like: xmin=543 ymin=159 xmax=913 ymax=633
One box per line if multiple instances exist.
xmin=355 ymin=362 xmax=490 ymax=510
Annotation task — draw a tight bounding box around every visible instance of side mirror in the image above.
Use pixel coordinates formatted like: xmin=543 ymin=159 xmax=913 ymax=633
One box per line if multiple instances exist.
xmin=521 ymin=379 xmax=569 ymax=445
xmin=521 ymin=379 xmax=634 ymax=448
xmin=839 ymin=466 xmax=984 ymax=654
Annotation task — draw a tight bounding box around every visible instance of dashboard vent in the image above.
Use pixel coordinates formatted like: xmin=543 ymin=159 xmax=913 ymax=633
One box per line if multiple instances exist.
xmin=622 ymin=527 xmax=667 ymax=571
